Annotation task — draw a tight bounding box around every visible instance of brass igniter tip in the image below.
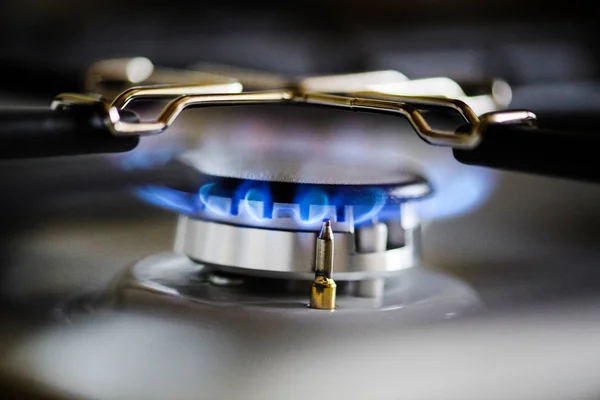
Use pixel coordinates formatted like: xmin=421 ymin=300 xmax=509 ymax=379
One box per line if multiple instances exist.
xmin=310 ymin=219 xmax=336 ymax=310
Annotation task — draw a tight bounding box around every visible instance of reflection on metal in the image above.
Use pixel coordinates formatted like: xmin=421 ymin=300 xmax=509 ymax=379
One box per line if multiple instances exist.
xmin=366 ymin=77 xmax=513 ymax=115
xmin=86 ymin=57 xmax=155 ymax=88
xmin=103 ymin=252 xmax=483 ymax=314
xmin=310 ymin=220 xmax=337 ymax=310
xmin=87 ymin=58 xmax=509 ymax=113
xmin=51 ymin=88 xmax=536 ymax=149
xmin=53 ymin=57 xmax=537 ymax=150
xmin=356 ymin=223 xmax=388 ymax=299
xmin=174 ymin=216 xmax=417 ymax=281
xmin=85 ymin=57 xmax=241 ymax=101
xmin=191 ymin=62 xmax=293 ymax=90
xmin=299 ymin=70 xmax=409 ymax=93
xmin=110 ymin=83 xmax=243 ymax=110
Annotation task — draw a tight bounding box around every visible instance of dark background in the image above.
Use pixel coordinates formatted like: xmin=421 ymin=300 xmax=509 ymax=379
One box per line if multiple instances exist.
xmin=1 ymin=0 xmax=599 ymax=101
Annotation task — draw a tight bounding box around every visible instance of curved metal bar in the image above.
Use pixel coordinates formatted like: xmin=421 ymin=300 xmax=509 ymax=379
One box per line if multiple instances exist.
xmin=298 ymin=92 xmax=483 ymax=148
xmin=53 ymin=87 xmax=537 ymax=149
xmin=110 ymin=82 xmax=243 ymax=109
xmin=110 ymin=91 xmax=295 ymax=135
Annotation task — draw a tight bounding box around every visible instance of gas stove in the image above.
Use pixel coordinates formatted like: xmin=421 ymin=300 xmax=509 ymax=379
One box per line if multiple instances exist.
xmin=95 ymin=155 xmax=480 ymax=318
xmin=1 ymin=11 xmax=600 ymax=397
xmin=38 ymin=58 xmax=509 ymax=322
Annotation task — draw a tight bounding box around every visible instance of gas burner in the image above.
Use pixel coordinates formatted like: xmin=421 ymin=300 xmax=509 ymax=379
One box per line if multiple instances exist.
xmin=135 ymin=168 xmax=430 ymax=283
xmin=75 ymin=162 xmax=482 ymax=318
xmin=56 ymin=60 xmax=501 ymax=319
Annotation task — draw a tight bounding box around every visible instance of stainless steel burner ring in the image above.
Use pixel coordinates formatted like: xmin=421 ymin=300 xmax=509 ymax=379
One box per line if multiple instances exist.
xmin=175 ymin=202 xmax=421 ymax=280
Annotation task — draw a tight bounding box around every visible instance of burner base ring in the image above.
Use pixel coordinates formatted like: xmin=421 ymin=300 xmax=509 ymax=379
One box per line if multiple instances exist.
xmin=90 ymin=252 xmax=483 ymax=316
xmin=175 ymin=216 xmax=420 ymax=280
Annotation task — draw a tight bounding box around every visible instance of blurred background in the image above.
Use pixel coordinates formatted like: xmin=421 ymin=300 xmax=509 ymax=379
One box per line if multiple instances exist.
xmin=1 ymin=1 xmax=600 ymax=399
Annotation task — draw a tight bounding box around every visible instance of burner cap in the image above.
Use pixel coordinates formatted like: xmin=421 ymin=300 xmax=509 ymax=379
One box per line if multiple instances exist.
xmin=137 ymin=164 xmax=429 ymax=232
xmin=136 ymin=146 xmax=431 ymax=230
xmin=165 ymin=148 xmax=432 ymax=206
xmin=177 ymin=147 xmax=426 ymax=186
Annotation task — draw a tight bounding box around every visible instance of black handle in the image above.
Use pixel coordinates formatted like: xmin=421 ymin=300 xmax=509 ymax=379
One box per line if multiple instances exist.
xmin=0 ymin=103 xmax=140 ymax=159
xmin=453 ymin=123 xmax=600 ymax=183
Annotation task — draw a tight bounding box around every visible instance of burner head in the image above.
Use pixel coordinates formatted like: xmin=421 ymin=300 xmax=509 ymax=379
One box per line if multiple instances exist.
xmin=137 ymin=175 xmax=427 ymax=282
xmin=177 ymin=147 xmax=429 ymax=186
xmin=134 ymin=149 xmax=431 ymax=283
xmin=138 ymin=178 xmax=429 ymax=231
xmin=137 ymin=154 xmax=431 ymax=231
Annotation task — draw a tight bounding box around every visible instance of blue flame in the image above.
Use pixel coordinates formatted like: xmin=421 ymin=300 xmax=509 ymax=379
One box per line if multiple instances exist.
xmin=136 ymin=180 xmax=399 ymax=227
xmin=242 ymin=187 xmax=273 ymax=221
xmin=235 ymin=181 xmax=272 ymax=219
xmin=135 ymin=186 xmax=196 ymax=215
xmin=294 ymin=187 xmax=329 ymax=224
xmin=367 ymin=203 xmax=402 ymax=223
xmin=349 ymin=187 xmax=388 ymax=226
xmin=108 ymin=133 xmax=184 ymax=171
xmin=198 ymin=182 xmax=215 ymax=205
xmin=117 ymin=148 xmax=178 ymax=170
xmin=415 ymin=165 xmax=496 ymax=220
xmin=198 ymin=183 xmax=231 ymax=216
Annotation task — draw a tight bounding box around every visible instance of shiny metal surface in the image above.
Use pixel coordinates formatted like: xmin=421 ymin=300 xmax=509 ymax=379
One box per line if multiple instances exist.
xmin=110 ymin=83 xmax=244 ymax=110
xmin=310 ymin=220 xmax=336 ymax=309
xmin=90 ymin=58 xmax=511 ymax=114
xmin=300 ymin=70 xmax=410 ymax=92
xmin=174 ymin=216 xmax=417 ymax=280
xmin=49 ymin=62 xmax=536 ymax=148
xmin=309 ymin=275 xmax=336 ymax=310
xmin=367 ymin=77 xmax=513 ymax=115
xmin=356 ymin=223 xmax=388 ymax=298
xmin=177 ymin=147 xmax=433 ymax=186
xmin=314 ymin=220 xmax=335 ymax=278
xmin=85 ymin=57 xmax=241 ymax=101
xmin=102 ymin=90 xmax=535 ymax=148
xmin=100 ymin=252 xmax=482 ymax=312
